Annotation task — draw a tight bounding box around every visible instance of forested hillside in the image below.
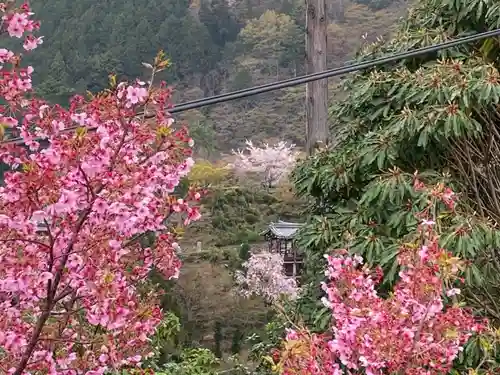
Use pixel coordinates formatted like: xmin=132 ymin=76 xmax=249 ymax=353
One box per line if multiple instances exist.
xmin=6 ymin=0 xmax=500 ymax=373
xmin=20 ymin=0 xmax=408 ymax=151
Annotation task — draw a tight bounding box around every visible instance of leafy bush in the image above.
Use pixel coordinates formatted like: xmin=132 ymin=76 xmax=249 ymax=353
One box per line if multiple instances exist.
xmin=289 ymin=0 xmax=500 ymax=371
xmin=155 ymin=348 xmax=220 ymax=375
xmin=243 ymin=182 xmax=500 ymax=375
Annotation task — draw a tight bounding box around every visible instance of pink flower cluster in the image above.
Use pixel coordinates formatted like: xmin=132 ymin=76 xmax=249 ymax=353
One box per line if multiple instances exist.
xmin=278 ymin=329 xmax=340 ymax=375
xmin=0 ymin=3 xmax=201 ymax=374
xmin=320 ymin=247 xmax=479 ymax=374
xmin=279 ymin=245 xmax=480 ymax=374
xmin=277 ymin=184 xmax=483 ymax=375
xmin=235 ymin=250 xmax=299 ymax=302
xmin=1 ymin=2 xmax=42 ymax=47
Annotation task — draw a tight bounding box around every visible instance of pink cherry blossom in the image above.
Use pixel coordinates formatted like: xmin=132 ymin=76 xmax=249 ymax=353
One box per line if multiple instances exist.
xmin=23 ymin=35 xmax=43 ymax=50
xmin=6 ymin=12 xmax=28 ymax=38
xmin=0 ymin=4 xmax=202 ymax=374
xmin=0 ymin=48 xmax=15 ymax=66
xmin=274 ymin=184 xmax=484 ymax=375
xmin=125 ymin=85 xmax=148 ymax=106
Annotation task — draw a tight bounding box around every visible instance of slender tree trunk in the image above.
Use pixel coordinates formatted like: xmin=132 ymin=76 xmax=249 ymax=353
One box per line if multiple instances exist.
xmin=331 ymin=0 xmax=345 ymax=23
xmin=338 ymin=0 xmax=345 ymax=23
xmin=305 ymin=0 xmax=329 ymax=155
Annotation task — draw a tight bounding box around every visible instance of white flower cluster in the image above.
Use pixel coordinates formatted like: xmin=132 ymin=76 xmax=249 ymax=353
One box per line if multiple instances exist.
xmin=235 ymin=250 xmax=299 ymax=303
xmin=231 ymin=140 xmax=299 ymax=188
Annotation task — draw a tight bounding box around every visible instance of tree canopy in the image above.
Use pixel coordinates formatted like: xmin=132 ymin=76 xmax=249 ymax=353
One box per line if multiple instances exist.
xmin=4 ymin=0 xmax=405 ymax=150
xmin=292 ymin=0 xmax=500 ymax=348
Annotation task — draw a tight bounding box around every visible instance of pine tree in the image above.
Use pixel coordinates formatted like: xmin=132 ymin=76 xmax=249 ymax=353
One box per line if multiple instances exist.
xmin=213 ymin=321 xmax=223 ymax=358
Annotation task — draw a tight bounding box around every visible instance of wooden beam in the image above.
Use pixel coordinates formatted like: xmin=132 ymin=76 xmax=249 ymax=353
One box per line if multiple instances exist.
xmin=305 ymin=0 xmax=329 ymax=155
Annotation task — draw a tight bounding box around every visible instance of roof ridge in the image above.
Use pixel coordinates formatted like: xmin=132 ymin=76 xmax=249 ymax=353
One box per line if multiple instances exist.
xmin=261 ymin=220 xmax=303 ymax=239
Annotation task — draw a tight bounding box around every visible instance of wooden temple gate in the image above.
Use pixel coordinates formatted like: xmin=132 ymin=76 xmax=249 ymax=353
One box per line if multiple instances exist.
xmin=261 ymin=220 xmax=304 ymax=280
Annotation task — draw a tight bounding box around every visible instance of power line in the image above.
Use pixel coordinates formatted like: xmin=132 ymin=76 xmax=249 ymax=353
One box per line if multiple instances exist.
xmin=169 ymin=28 xmax=500 ymax=113
xmin=2 ymin=28 xmax=500 ymax=146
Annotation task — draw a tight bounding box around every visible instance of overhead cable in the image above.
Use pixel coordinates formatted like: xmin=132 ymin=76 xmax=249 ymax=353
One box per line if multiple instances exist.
xmin=169 ymin=28 xmax=500 ymax=113
xmin=3 ymin=28 xmax=500 ymax=146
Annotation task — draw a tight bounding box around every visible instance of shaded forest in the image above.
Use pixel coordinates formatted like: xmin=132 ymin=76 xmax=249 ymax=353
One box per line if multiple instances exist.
xmin=17 ymin=0 xmax=408 ymax=151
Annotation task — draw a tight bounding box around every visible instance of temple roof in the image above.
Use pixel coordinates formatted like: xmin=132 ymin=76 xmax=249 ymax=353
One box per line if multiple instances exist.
xmin=261 ymin=220 xmax=304 ymax=239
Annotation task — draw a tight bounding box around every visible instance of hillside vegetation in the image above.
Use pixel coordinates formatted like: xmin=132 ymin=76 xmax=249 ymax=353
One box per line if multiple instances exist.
xmin=19 ymin=0 xmax=408 ymax=151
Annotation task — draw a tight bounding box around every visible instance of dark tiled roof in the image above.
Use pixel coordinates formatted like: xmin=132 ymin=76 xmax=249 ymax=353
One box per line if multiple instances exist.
xmin=261 ymin=220 xmax=303 ymax=239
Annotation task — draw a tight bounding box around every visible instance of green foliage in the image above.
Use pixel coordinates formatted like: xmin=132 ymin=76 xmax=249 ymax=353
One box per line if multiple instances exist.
xmin=189 ymin=120 xmax=219 ymax=158
xmin=247 ymin=319 xmax=286 ymax=374
xmin=231 ymin=328 xmax=244 ymax=354
xmin=142 ymin=311 xmax=183 ymax=369
xmin=200 ymin=0 xmax=241 ymax=47
xmin=290 ymin=0 xmax=500 ymax=371
xmin=294 ymin=0 xmax=500 ymax=284
xmin=237 ymin=10 xmax=303 ymax=70
xmin=156 ymin=348 xmax=220 ymax=375
xmin=154 ymin=245 xmax=271 ymax=365
xmin=214 ymin=321 xmax=224 ymax=358
xmin=229 ymin=68 xmax=254 ymax=91
xmin=21 ymin=0 xmax=406 ymax=151
xmin=455 ymin=331 xmax=500 ymax=374
xmin=189 ymin=182 xmax=292 ymax=246
xmin=116 ymin=312 xmax=226 ymax=374
xmin=187 ymin=160 xmax=231 ymax=189
xmin=238 ymin=242 xmax=251 ymax=262
xmin=18 ymin=0 xmax=225 ymax=95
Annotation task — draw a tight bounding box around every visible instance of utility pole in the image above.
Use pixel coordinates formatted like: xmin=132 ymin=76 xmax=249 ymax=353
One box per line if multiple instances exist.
xmin=305 ymin=0 xmax=328 ymax=155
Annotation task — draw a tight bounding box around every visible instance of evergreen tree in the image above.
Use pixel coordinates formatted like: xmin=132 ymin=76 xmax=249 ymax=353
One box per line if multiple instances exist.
xmin=199 ymin=0 xmax=241 ymax=47
xmin=213 ymin=321 xmax=223 ymax=358
xmin=230 ymin=328 xmax=243 ymax=354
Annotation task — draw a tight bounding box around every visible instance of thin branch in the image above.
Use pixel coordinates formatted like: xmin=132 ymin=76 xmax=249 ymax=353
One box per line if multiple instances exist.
xmin=0 ymin=237 xmax=50 ymax=249
xmin=39 ymin=337 xmax=98 ymax=346
xmin=53 ymin=287 xmax=75 ymax=304
xmin=78 ymin=163 xmax=95 ymax=200
xmin=467 ymin=291 xmax=500 ymax=321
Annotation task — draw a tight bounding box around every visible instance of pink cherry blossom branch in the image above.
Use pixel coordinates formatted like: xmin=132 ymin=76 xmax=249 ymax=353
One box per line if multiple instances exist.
xmin=13 ymin=204 xmax=93 ymax=375
xmin=0 ymin=6 xmax=201 ymax=372
xmin=0 ymin=237 xmax=50 ymax=249
xmin=14 ymin=139 xmax=116 ymax=373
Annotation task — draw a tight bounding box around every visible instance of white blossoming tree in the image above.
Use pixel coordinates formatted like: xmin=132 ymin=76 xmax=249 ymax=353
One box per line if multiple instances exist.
xmin=231 ymin=140 xmax=299 ymax=189
xmin=235 ymin=251 xmax=299 ymax=303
